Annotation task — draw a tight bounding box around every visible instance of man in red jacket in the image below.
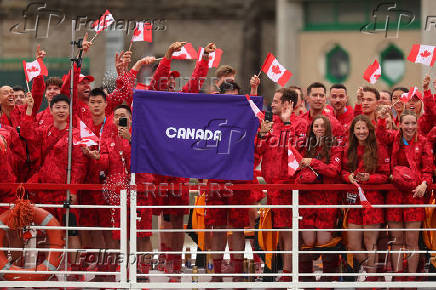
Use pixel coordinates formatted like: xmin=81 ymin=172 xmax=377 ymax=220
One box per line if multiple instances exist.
xmin=257 ymin=88 xmax=307 ymax=280
xmin=78 ymin=88 xmax=116 ymax=272
xmin=299 ymin=82 xmax=345 ymax=146
xmin=22 ymin=93 xmax=87 ymax=276
xmin=89 ymin=104 xmax=153 ymax=281
xmin=353 ymin=86 xmax=379 ymax=125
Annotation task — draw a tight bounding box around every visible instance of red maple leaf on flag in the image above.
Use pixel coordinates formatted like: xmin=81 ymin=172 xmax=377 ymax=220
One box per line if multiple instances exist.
xmin=420 ymin=50 xmax=431 ymax=58
xmin=133 ymin=28 xmax=141 ymax=37
xmin=374 ymin=74 xmax=381 ymax=79
xmin=27 ymin=66 xmax=39 ymax=72
xmin=272 ymin=65 xmax=281 ymax=74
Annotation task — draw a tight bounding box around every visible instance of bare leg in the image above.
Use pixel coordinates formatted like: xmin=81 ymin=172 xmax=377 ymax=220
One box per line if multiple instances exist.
xmin=363 ymin=224 xmax=381 ymax=275
xmin=388 ymin=221 xmax=404 ymax=273
xmin=405 ymin=221 xmax=421 ymax=274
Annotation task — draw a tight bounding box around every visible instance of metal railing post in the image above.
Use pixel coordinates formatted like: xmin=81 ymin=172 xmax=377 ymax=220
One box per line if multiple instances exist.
xmin=119 ymin=189 xmax=128 ymax=283
xmin=292 ymin=189 xmax=300 ymax=290
xmin=129 ymin=173 xmax=138 ymax=286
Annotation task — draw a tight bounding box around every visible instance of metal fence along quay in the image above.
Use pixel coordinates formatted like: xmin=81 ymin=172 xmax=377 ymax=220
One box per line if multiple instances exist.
xmin=0 ymin=177 xmax=435 ymax=289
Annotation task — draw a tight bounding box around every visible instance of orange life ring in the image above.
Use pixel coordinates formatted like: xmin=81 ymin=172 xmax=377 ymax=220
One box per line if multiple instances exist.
xmin=0 ymin=207 xmax=64 ymax=281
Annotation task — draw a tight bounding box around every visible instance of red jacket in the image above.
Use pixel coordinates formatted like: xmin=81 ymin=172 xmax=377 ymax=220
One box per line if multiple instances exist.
xmin=377 ymin=118 xmax=433 ymax=185
xmin=0 ymin=129 xmax=16 ymax=205
xmin=35 ymin=108 xmax=53 ymax=129
xmin=301 ymin=145 xmax=342 ymax=183
xmin=418 ymin=89 xmax=436 ymax=136
xmin=256 ymin=114 xmax=308 ymax=184
xmin=341 ymin=143 xmax=389 ymax=184
xmin=334 ymin=105 xmax=354 ymax=131
xmin=0 ymin=128 xmax=17 ymax=184
xmin=149 ymin=57 xmax=209 ymax=93
xmin=0 ymin=75 xmax=44 ymax=181
xmin=298 ymin=110 xmax=346 ymax=147
xmin=99 ymin=131 xmax=131 ymax=180
xmin=21 ymin=115 xmax=87 ymax=198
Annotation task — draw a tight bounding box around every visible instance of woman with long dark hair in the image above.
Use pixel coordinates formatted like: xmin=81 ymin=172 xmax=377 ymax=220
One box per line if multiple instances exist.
xmin=341 ymin=115 xmax=390 ymax=281
xmin=297 ymin=115 xmax=342 ymax=283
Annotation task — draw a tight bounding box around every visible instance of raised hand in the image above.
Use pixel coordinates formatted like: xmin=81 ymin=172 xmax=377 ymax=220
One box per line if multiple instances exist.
xmin=132 ymin=56 xmax=157 ymax=72
xmin=82 ymin=32 xmax=93 ymax=54
xmin=36 ymin=44 xmax=46 ymax=60
xmin=250 ymin=75 xmax=260 ymax=88
xmin=356 ymin=87 xmax=363 ymax=104
xmin=280 ymin=101 xmax=294 ymax=123
xmin=204 ymin=42 xmax=216 ymax=54
xmin=165 ymin=41 xmax=187 ymax=59
xmin=423 ymin=74 xmax=430 ymax=91
xmin=25 ymin=92 xmax=34 ymax=116
xmin=115 ymin=51 xmax=127 ymax=75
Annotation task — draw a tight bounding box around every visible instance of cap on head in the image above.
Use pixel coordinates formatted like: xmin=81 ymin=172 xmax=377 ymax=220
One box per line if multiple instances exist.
xmin=78 ymin=74 xmax=95 ymax=83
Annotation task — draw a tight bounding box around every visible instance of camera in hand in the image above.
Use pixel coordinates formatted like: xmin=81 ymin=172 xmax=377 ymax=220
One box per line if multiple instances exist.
xmin=265 ymin=111 xmax=273 ymax=122
xmin=119 ymin=117 xmax=128 ymax=127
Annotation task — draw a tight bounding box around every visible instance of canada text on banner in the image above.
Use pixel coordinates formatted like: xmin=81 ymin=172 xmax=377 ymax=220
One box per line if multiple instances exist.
xmin=131 ymin=90 xmax=263 ymax=180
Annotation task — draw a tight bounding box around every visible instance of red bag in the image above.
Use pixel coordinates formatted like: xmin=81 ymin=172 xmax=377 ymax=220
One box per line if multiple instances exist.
xmin=295 ymin=167 xmax=319 ymax=184
xmin=392 ymin=166 xmax=418 ymax=191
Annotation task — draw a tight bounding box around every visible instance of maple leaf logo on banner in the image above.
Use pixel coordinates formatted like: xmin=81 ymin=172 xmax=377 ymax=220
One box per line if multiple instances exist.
xmin=272 ymin=65 xmax=281 ymax=74
xmin=421 ymin=50 xmax=431 ymax=58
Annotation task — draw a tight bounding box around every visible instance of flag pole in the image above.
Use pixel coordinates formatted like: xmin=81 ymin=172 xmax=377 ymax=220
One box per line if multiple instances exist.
xmin=154 ymin=57 xmax=163 ymax=62
xmin=25 ymin=80 xmax=30 ymax=93
xmin=63 ymin=18 xmax=77 ymax=285
xmin=90 ymin=32 xmax=99 ymax=43
xmin=257 ymin=69 xmax=262 ymax=78
xmin=128 ymin=41 xmax=133 ymax=52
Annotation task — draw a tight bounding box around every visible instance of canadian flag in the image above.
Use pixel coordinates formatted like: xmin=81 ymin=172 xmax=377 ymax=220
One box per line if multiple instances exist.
xmin=91 ymin=10 xmax=115 ymax=33
xmin=356 ymin=184 xmax=372 ymax=209
xmin=400 ymin=86 xmax=419 ymax=103
xmin=22 ymin=59 xmax=48 ymax=82
xmin=172 ymin=43 xmax=198 ymax=60
xmin=261 ymin=53 xmax=292 ymax=87
xmin=245 ymin=95 xmax=264 ymax=122
xmin=363 ymin=59 xmax=381 ymax=84
xmin=287 ymin=145 xmax=302 ymax=177
xmin=131 ymin=21 xmax=152 ymax=43
xmin=74 ymin=119 xmax=99 ymax=147
xmin=407 ymin=44 xmax=436 ymax=66
xmin=197 ymin=47 xmax=223 ymax=68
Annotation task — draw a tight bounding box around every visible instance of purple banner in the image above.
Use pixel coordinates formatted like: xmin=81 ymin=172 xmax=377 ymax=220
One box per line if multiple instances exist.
xmin=131 ymin=90 xmax=263 ymax=180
